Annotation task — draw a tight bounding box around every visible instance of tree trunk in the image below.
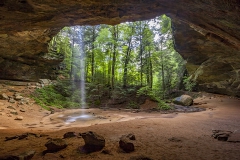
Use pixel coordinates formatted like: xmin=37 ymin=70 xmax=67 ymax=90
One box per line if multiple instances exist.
xmin=160 ymin=41 xmax=165 ymax=99
xmin=91 ymin=26 xmax=96 ymax=82
xmin=123 ymin=33 xmax=133 ymax=88
xmin=148 ymin=50 xmax=153 ymax=89
xmin=111 ymin=25 xmax=118 ymax=90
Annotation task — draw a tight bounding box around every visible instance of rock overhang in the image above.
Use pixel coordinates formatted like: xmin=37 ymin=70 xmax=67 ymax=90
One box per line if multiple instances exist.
xmin=0 ymin=0 xmax=239 ymax=96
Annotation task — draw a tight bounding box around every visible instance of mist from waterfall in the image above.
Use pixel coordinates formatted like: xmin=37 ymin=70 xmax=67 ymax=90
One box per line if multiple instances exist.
xmin=71 ymin=26 xmax=86 ymax=109
xmin=78 ymin=27 xmax=86 ymax=109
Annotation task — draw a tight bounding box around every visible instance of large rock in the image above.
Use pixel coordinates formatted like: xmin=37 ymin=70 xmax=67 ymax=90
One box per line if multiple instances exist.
xmin=81 ymin=131 xmax=105 ymax=153
xmin=173 ymin=95 xmax=193 ymax=106
xmin=45 ymin=138 xmax=67 ymax=153
xmin=0 ymin=0 xmax=239 ymax=96
xmin=119 ymin=134 xmax=136 ymax=153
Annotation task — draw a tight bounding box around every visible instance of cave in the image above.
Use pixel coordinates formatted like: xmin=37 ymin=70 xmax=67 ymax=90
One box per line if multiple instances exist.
xmin=0 ymin=0 xmax=239 ymax=96
xmin=0 ymin=1 xmax=240 ymax=159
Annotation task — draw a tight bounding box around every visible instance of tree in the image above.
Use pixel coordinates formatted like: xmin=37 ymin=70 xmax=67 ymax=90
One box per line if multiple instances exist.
xmin=110 ymin=25 xmax=119 ymax=89
xmin=122 ymin=23 xmax=135 ymax=87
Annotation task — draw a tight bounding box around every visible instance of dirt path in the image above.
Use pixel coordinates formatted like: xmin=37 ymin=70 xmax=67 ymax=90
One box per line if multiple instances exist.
xmin=0 ymin=83 xmax=240 ymax=159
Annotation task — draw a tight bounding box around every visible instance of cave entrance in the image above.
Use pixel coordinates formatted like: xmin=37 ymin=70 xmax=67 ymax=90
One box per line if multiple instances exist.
xmin=43 ymin=15 xmax=188 ymax=114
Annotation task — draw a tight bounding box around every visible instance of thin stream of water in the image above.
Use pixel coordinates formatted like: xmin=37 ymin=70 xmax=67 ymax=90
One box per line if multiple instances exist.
xmin=78 ymin=27 xmax=86 ymax=109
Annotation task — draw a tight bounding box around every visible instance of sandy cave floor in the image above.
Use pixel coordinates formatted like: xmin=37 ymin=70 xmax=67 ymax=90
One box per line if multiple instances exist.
xmin=0 ymin=85 xmax=240 ymax=159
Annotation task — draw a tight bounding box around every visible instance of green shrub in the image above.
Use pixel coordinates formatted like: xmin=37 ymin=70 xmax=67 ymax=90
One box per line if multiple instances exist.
xmin=157 ymin=100 xmax=172 ymax=110
xmin=183 ymin=76 xmax=196 ymax=91
xmin=127 ymin=101 xmax=139 ymax=109
xmin=32 ymin=84 xmax=80 ymax=109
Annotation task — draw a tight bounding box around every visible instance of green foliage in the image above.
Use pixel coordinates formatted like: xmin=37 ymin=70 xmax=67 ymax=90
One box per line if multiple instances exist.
xmin=136 ymin=86 xmax=151 ymax=97
xmin=126 ymin=101 xmax=139 ymax=109
xmin=111 ymin=85 xmax=127 ymax=99
xmin=137 ymin=86 xmax=171 ymax=110
xmin=137 ymin=86 xmax=161 ymax=102
xmin=157 ymin=100 xmax=172 ymax=110
xmin=183 ymin=76 xmax=196 ymax=91
xmin=32 ymin=82 xmax=82 ymax=109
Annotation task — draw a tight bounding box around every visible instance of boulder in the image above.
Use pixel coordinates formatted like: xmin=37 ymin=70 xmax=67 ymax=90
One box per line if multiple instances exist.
xmin=119 ymin=134 xmax=136 ymax=153
xmin=173 ymin=95 xmax=193 ymax=106
xmin=81 ymin=131 xmax=105 ymax=153
xmin=45 ymin=138 xmax=67 ymax=153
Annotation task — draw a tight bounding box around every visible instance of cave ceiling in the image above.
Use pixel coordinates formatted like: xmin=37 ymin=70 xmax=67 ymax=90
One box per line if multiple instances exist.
xmin=0 ymin=0 xmax=240 ymax=96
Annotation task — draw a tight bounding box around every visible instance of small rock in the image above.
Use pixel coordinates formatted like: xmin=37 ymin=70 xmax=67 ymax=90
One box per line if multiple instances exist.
xmin=7 ymin=106 xmax=15 ymax=110
xmin=18 ymin=150 xmax=35 ymax=160
xmin=0 ymin=93 xmax=9 ymax=100
xmin=45 ymin=138 xmax=67 ymax=153
xmin=126 ymin=133 xmax=136 ymax=140
xmin=81 ymin=131 xmax=105 ymax=153
xmin=119 ymin=134 xmax=136 ymax=153
xmin=101 ymin=149 xmax=112 ymax=155
xmin=9 ymin=98 xmax=16 ymax=103
xmin=63 ymin=132 xmax=77 ymax=138
xmin=20 ymin=108 xmax=26 ymax=112
xmin=18 ymin=101 xmax=25 ymax=105
xmin=15 ymin=116 xmax=23 ymax=120
xmin=15 ymin=95 xmax=23 ymax=101
xmin=212 ymin=130 xmax=232 ymax=141
xmin=39 ymin=79 xmax=51 ymax=86
xmin=10 ymin=111 xmax=18 ymax=115
xmin=14 ymin=92 xmax=21 ymax=97
xmin=168 ymin=137 xmax=182 ymax=142
xmin=217 ymin=134 xmax=229 ymax=141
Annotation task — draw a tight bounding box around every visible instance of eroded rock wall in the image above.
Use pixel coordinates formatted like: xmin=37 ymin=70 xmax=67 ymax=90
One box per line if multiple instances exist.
xmin=0 ymin=0 xmax=239 ymax=95
xmin=172 ymin=20 xmax=240 ymax=96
